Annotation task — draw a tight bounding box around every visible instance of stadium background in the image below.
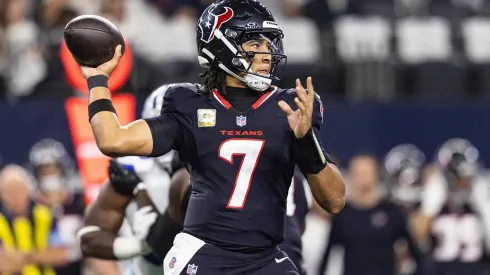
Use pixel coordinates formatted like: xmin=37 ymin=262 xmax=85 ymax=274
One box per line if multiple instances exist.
xmin=0 ymin=0 xmax=489 ymax=274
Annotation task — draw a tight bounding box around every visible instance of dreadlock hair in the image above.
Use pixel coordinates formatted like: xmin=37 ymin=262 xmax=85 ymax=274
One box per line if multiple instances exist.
xmin=198 ymin=65 xmax=227 ymax=98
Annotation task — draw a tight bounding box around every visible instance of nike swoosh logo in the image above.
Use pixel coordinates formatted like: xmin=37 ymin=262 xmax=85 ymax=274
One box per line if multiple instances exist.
xmin=275 ymin=257 xmax=289 ymax=263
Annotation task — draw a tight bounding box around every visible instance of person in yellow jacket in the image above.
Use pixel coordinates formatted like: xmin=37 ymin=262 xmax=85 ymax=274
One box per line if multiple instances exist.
xmin=0 ymin=164 xmax=80 ymax=275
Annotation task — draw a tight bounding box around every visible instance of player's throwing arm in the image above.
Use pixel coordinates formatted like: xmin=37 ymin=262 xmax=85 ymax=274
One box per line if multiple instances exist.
xmin=64 ymin=16 xmax=164 ymax=157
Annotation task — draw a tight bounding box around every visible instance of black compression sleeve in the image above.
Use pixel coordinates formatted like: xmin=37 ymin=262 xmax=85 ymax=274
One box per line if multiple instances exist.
xmin=144 ymin=114 xmax=183 ymax=157
xmin=294 ymin=127 xmax=334 ymax=175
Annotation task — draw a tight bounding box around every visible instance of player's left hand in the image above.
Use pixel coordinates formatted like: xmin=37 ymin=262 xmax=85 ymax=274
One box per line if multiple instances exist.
xmin=278 ymin=77 xmax=315 ymax=138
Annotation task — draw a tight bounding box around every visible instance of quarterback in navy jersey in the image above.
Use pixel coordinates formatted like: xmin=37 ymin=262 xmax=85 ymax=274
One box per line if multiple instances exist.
xmin=80 ymin=0 xmax=346 ymax=274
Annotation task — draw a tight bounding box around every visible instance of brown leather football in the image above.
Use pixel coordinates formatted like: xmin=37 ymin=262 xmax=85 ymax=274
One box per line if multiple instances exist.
xmin=63 ymin=15 xmax=125 ymax=67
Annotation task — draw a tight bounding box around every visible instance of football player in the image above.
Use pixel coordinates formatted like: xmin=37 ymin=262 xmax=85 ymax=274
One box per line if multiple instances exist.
xmin=28 ymin=139 xmax=87 ymax=275
xmin=384 ymin=144 xmax=426 ymax=211
xmin=77 ymin=85 xmax=188 ymax=275
xmin=384 ymin=144 xmax=428 ymax=275
xmin=80 ymin=0 xmax=346 ymax=274
xmin=415 ymin=138 xmax=490 ymax=275
xmin=78 ymin=118 xmax=312 ymax=275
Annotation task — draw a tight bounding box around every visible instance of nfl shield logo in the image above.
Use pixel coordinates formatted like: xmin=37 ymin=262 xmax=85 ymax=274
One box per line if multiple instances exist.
xmin=236 ymin=115 xmax=247 ymax=127
xmin=187 ymin=263 xmax=198 ymax=275
xmin=169 ymin=256 xmax=176 ymax=268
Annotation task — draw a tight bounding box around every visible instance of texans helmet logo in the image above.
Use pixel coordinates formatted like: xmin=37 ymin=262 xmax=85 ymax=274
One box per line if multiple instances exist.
xmin=198 ymin=7 xmax=234 ymax=43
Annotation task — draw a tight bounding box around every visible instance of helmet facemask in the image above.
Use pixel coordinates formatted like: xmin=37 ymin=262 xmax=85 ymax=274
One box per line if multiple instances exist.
xmin=199 ymin=27 xmax=287 ymax=91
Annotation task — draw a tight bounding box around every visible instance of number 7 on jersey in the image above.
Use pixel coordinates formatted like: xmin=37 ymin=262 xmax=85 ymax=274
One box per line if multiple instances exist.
xmin=218 ymin=139 xmax=266 ymax=209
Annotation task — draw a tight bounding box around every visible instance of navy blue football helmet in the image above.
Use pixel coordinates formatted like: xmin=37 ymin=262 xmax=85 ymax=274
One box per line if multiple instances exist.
xmin=196 ymin=0 xmax=287 ymax=91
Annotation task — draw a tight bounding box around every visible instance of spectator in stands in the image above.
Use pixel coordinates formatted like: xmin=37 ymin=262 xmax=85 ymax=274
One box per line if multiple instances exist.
xmin=318 ymin=154 xmax=423 ymax=275
xmin=0 ymin=0 xmax=47 ymax=102
xmin=28 ymin=139 xmax=85 ymax=275
xmin=30 ymin=2 xmax=79 ymax=100
xmin=100 ymin=0 xmax=181 ymax=66
xmin=300 ymin=0 xmax=361 ymax=30
xmin=28 ymin=138 xmax=123 ymax=275
xmin=169 ymin=0 xmax=215 ymax=20
xmin=0 ymin=164 xmax=79 ymax=274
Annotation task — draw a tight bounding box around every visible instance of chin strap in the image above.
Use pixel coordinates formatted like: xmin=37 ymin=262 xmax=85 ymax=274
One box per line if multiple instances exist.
xmin=243 ymin=72 xmax=271 ymax=91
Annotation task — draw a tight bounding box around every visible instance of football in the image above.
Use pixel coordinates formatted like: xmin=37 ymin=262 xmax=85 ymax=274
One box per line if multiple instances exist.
xmin=63 ymin=15 xmax=125 ymax=67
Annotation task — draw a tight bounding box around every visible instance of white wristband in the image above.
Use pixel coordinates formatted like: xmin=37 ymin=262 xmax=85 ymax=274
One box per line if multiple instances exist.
xmin=113 ymin=237 xmax=148 ymax=259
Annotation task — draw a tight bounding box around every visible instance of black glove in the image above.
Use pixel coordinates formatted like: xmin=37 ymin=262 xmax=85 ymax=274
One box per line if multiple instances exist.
xmin=108 ymin=158 xmax=142 ymax=196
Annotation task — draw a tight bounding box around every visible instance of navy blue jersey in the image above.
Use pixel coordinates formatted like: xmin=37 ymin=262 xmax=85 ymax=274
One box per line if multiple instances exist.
xmin=280 ymin=170 xmax=312 ymax=273
xmin=145 ymin=83 xmax=330 ymax=251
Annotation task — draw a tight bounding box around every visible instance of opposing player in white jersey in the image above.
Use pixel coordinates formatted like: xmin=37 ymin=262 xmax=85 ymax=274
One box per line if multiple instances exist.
xmin=77 ymin=84 xmax=188 ymax=275
xmin=414 ymin=138 xmax=490 ymax=275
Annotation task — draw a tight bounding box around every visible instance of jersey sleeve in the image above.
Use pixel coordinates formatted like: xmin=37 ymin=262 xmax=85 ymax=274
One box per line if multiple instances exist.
xmin=312 ymin=93 xmax=324 ymax=130
xmin=311 ymin=93 xmax=334 ymax=165
xmin=144 ymin=86 xmax=185 ymax=157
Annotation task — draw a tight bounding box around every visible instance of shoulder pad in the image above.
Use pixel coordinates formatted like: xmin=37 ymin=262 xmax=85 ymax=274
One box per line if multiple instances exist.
xmin=272 ymin=86 xmax=290 ymax=93
xmin=161 ymin=83 xmax=202 ymax=114
xmin=274 ymin=86 xmax=295 ymax=97
xmin=274 ymin=88 xmax=298 ymax=108
xmin=276 ymin=87 xmax=324 ymax=127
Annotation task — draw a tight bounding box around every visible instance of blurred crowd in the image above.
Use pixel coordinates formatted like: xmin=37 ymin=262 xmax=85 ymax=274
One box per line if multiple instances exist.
xmin=0 ymin=139 xmax=85 ymax=275
xmin=2 ymin=0 xmax=490 ymax=103
xmin=303 ymin=138 xmax=490 ymax=275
